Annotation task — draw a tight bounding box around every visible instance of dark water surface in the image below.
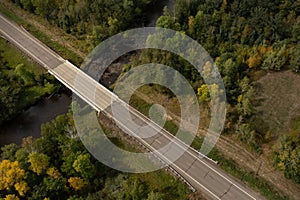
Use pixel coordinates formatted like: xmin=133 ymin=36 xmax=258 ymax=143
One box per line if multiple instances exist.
xmin=146 ymin=0 xmax=175 ymax=26
xmin=0 ymin=94 xmax=71 ymax=147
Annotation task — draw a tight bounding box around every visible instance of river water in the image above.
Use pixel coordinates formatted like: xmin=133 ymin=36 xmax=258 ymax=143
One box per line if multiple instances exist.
xmin=0 ymin=94 xmax=71 ymax=147
xmin=0 ymin=0 xmax=175 ymax=147
xmin=146 ymin=0 xmax=175 ymax=26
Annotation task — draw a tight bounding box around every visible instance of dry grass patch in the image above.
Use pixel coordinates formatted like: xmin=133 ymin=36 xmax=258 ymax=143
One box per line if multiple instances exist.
xmin=254 ymin=70 xmax=300 ymax=140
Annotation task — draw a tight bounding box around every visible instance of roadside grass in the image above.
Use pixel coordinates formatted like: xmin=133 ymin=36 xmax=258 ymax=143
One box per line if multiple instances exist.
xmin=208 ymin=148 xmax=289 ymax=200
xmin=0 ymin=3 xmax=22 ymax=24
xmin=0 ymin=4 xmax=82 ymax=66
xmin=129 ymin=94 xmax=152 ymax=115
xmin=0 ymin=38 xmax=43 ymax=74
xmin=137 ymin=170 xmax=190 ymax=200
xmin=26 ymin=25 xmax=82 ymax=66
xmin=129 ymin=93 xmax=289 ymax=200
xmin=0 ymin=38 xmax=59 ymax=105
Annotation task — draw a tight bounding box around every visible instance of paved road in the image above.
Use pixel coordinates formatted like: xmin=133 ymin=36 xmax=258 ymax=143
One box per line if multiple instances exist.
xmin=0 ymin=14 xmax=64 ymax=69
xmin=0 ymin=13 xmax=265 ymax=200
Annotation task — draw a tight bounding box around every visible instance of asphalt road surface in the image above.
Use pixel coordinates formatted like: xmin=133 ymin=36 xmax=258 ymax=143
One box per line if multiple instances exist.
xmin=0 ymin=14 xmax=64 ymax=69
xmin=0 ymin=13 xmax=265 ymax=200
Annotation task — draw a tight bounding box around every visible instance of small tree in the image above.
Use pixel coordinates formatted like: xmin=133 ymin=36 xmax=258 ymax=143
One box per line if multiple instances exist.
xmin=197 ymin=84 xmax=210 ymax=102
xmin=68 ymin=177 xmax=87 ymax=191
xmin=237 ymin=124 xmax=260 ymax=152
xmin=28 ymin=152 xmax=50 ymax=175
xmin=72 ymin=153 xmax=95 ymax=179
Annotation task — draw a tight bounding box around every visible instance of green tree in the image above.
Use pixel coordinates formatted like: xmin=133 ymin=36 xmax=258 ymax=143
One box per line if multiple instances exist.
xmin=147 ymin=191 xmax=164 ymax=200
xmin=1 ymin=143 xmax=19 ymax=161
xmin=14 ymin=64 xmax=35 ymax=86
xmin=236 ymin=124 xmax=259 ymax=151
xmin=38 ymin=114 xmax=70 ymax=162
xmin=156 ymin=16 xmax=180 ymax=30
xmin=237 ymin=86 xmax=254 ymax=118
xmin=15 ymin=149 xmax=29 ymax=169
xmin=275 ymin=120 xmax=300 ymax=183
xmin=0 ymin=84 xmax=22 ymax=124
xmin=289 ymin=42 xmax=300 ymax=72
xmin=20 ymin=0 xmax=34 ymax=12
xmin=61 ymin=151 xmax=80 ymax=177
xmin=261 ymin=43 xmax=288 ymax=71
xmin=29 ymin=176 xmax=67 ymax=199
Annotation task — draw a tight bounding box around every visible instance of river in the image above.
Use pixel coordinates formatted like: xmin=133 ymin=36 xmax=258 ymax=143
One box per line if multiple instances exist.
xmin=146 ymin=0 xmax=175 ymax=26
xmin=0 ymin=0 xmax=175 ymax=147
xmin=0 ymin=94 xmax=71 ymax=147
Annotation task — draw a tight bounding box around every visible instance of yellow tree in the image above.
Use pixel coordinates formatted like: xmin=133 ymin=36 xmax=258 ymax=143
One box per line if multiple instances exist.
xmin=28 ymin=152 xmax=49 ymax=175
xmin=247 ymin=46 xmax=262 ymax=68
xmin=72 ymin=153 xmax=95 ymax=179
xmin=4 ymin=194 xmax=20 ymax=200
xmin=46 ymin=167 xmax=62 ymax=179
xmin=197 ymin=84 xmax=210 ymax=102
xmin=188 ymin=16 xmax=195 ymax=36
xmin=14 ymin=181 xmax=29 ymax=196
xmin=0 ymin=160 xmax=28 ymax=196
xmin=68 ymin=177 xmax=87 ymax=191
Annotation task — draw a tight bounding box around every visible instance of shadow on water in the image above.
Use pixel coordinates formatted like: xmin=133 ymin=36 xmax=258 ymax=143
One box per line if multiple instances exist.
xmin=0 ymin=93 xmax=71 ymax=147
xmin=145 ymin=0 xmax=175 ymax=26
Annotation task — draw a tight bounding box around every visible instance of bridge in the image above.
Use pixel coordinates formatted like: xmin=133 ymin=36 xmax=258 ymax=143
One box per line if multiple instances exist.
xmin=0 ymin=13 xmax=264 ymax=200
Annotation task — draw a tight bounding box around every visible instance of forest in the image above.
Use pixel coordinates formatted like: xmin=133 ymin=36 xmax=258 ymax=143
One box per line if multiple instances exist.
xmin=9 ymin=0 xmax=156 ymax=46
xmin=0 ymin=112 xmax=190 ymax=199
xmin=125 ymin=0 xmax=300 ymax=184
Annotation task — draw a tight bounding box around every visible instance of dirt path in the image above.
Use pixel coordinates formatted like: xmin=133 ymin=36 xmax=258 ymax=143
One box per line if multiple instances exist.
xmin=132 ymin=88 xmax=300 ymax=200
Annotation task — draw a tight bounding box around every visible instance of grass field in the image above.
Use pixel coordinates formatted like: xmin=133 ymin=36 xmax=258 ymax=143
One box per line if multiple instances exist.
xmin=254 ymin=70 xmax=300 ymax=141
